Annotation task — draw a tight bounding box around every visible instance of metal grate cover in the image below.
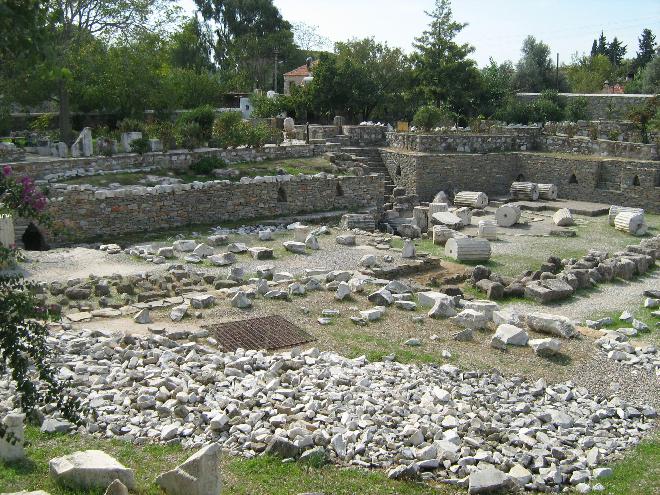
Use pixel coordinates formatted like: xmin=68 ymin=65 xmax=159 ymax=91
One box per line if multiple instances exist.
xmin=207 ymin=315 xmax=315 ymax=352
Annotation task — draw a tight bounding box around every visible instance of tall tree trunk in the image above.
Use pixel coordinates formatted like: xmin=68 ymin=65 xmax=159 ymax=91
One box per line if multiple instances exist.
xmin=58 ymin=79 xmax=72 ymax=144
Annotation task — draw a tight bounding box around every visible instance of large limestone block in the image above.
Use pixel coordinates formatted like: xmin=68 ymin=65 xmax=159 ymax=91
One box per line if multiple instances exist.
xmin=431 ymin=211 xmax=463 ymax=229
xmin=552 ymin=208 xmax=574 ymax=226
xmin=526 ymin=312 xmax=577 ymax=338
xmin=155 ymin=443 xmax=222 ymax=495
xmin=0 ymin=413 xmax=25 ymax=461
xmin=49 ymin=450 xmax=136 ymax=490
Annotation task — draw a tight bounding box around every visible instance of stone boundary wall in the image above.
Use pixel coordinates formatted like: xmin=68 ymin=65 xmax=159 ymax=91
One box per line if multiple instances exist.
xmin=342 ymin=126 xmax=386 ymax=146
xmin=44 ymin=174 xmax=384 ymax=245
xmin=380 ymin=149 xmax=660 ymax=212
xmin=516 ymin=93 xmax=655 ymax=120
xmin=543 ymin=135 xmax=658 ymax=160
xmin=386 ymin=132 xmax=537 ymax=153
xmin=7 ymin=144 xmax=339 ymax=181
xmin=386 ymin=132 xmax=658 ymax=161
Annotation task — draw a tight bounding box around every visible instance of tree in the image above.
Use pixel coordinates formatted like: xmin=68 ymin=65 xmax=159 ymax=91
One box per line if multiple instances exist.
xmin=43 ymin=0 xmax=167 ymax=142
xmin=633 ymin=29 xmax=657 ymax=71
xmin=596 ymin=31 xmax=608 ymax=56
xmin=292 ymin=22 xmax=332 ymax=52
xmin=513 ymin=36 xmax=566 ymax=92
xmin=606 ymin=37 xmax=626 ymax=66
xmin=169 ymin=16 xmax=216 ymax=73
xmin=410 ymin=0 xmax=482 ymax=117
xmin=0 ymin=0 xmax=48 ymax=58
xmin=565 ymin=54 xmax=615 ymax=93
xmin=590 ymin=39 xmax=598 ymax=58
xmin=478 ymin=58 xmax=515 ymax=117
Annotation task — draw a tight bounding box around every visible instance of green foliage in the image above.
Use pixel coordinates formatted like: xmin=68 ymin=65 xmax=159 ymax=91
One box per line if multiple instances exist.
xmin=633 ymin=29 xmax=657 ymax=71
xmin=514 ymin=36 xmax=568 ymax=92
xmin=628 ymin=96 xmax=659 ymax=144
xmin=145 ymin=121 xmax=176 ymax=151
xmin=251 ymin=92 xmax=286 ymax=118
xmin=479 ymin=59 xmax=515 ymax=117
xmin=411 ymin=0 xmax=482 ymax=117
xmin=29 ymin=113 xmax=56 ymax=133
xmin=494 ymin=91 xmax=567 ymax=124
xmin=129 ymin=136 xmax=150 ymax=155
xmin=176 ymin=121 xmax=204 ymax=150
xmin=412 ymin=105 xmax=453 ymax=130
xmin=190 ymin=156 xmax=225 ymax=175
xmin=176 ymin=105 xmax=216 ymax=141
xmin=168 ymin=17 xmax=216 ymax=73
xmin=565 ymin=54 xmax=615 ymax=93
xmin=116 ymin=118 xmax=145 ymax=134
xmin=565 ymin=96 xmax=590 ymax=121
xmin=211 ymin=112 xmax=244 ymax=148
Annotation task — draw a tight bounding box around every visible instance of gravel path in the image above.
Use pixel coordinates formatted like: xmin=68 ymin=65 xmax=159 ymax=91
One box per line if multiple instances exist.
xmin=506 ymin=269 xmax=659 ymax=322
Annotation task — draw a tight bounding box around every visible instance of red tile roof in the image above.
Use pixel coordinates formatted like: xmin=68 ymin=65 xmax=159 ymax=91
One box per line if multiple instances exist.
xmin=284 ymin=63 xmax=315 ymax=77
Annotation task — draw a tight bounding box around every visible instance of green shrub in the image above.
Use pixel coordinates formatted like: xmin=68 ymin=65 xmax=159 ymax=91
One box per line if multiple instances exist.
xmin=29 ymin=113 xmax=56 ymax=133
xmin=117 ymin=118 xmax=145 ymax=133
xmin=190 ymin=156 xmax=225 ymax=175
xmin=607 ymin=130 xmax=620 ymax=141
xmin=146 ymin=121 xmax=176 ymax=151
xmin=531 ymin=94 xmax=565 ymax=123
xmin=177 ymin=105 xmax=215 ymax=141
xmin=494 ymin=98 xmax=534 ymax=124
xmin=211 ymin=112 xmax=244 ymax=148
xmin=412 ymin=105 xmax=453 ymax=131
xmin=176 ymin=121 xmax=204 ymax=150
xmin=130 ymin=137 xmax=150 ymax=155
xmin=565 ymin=96 xmax=590 ymax=121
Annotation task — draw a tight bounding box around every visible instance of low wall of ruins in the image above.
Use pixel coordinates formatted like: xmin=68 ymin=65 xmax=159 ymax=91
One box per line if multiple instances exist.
xmin=516 ymin=93 xmax=655 ymax=120
xmin=43 ymin=174 xmax=384 ymax=245
xmin=380 ymin=149 xmax=660 ymax=212
xmin=7 ymin=143 xmax=339 ymax=181
xmin=385 ymin=132 xmax=658 ymax=161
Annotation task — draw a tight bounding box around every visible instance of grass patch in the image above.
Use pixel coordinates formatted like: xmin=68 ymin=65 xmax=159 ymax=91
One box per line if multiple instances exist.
xmin=0 ymin=428 xmax=450 ymax=495
xmin=597 ymin=437 xmax=660 ymax=495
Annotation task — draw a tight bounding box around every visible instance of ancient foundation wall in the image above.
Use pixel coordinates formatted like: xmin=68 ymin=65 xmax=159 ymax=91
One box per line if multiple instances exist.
xmin=342 ymin=126 xmax=386 ymax=146
xmin=7 ymin=144 xmax=338 ymax=181
xmin=44 ymin=174 xmax=383 ymax=245
xmin=516 ymin=93 xmax=655 ymax=120
xmin=381 ymin=149 xmax=660 ymax=212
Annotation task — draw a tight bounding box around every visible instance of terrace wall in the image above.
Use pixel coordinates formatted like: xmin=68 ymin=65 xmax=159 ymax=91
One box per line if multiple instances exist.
xmin=516 ymin=93 xmax=654 ymax=120
xmin=44 ymin=174 xmax=384 ymax=245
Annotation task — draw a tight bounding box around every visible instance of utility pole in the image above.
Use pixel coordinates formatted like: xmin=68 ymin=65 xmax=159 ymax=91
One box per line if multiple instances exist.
xmin=273 ymin=48 xmax=279 ymax=93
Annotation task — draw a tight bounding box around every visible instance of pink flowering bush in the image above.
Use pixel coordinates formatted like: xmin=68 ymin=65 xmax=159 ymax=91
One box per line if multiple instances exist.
xmin=1 ymin=165 xmax=48 ymax=220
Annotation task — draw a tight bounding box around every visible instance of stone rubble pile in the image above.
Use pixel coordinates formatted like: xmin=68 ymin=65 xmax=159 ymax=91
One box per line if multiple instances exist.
xmin=471 ymin=235 xmax=659 ymax=303
xmin=0 ymin=329 xmax=655 ymax=493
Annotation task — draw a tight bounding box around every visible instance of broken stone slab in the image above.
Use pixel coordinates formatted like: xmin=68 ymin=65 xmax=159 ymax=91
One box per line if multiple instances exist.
xmin=468 ymin=467 xmax=515 ymax=494
xmin=336 ymin=234 xmax=356 ymax=246
xmin=173 ymin=240 xmax=197 ymax=252
xmin=524 ymin=278 xmax=575 ymax=304
xmin=459 ymin=300 xmax=498 ymax=320
xmin=0 ymin=413 xmax=25 ymax=461
xmin=428 ymin=298 xmax=457 ymax=318
xmin=190 ymin=294 xmax=216 ymax=309
xmin=431 ymin=211 xmax=463 ymax=229
xmin=417 ymin=291 xmax=455 ymax=308
xmin=133 ymin=308 xmax=152 ymax=324
xmin=49 ymin=450 xmax=136 ymax=490
xmin=451 ymin=309 xmax=489 ymax=330
xmin=359 ymin=254 xmax=377 ymax=268
xmin=367 ymin=288 xmax=393 ymax=306
xmin=527 ymin=312 xmax=577 ymax=338
xmin=104 ymin=479 xmax=128 ymax=495
xmin=305 ymin=234 xmax=320 ymax=250
xmin=155 ymin=443 xmax=221 ymax=495
xmin=208 ymin=253 xmax=236 ymax=266
xmin=227 ymin=242 xmax=248 ymax=254
xmin=283 ymin=241 xmax=306 ymax=254
xmin=335 ymin=282 xmax=351 ymax=301
xmin=170 ymin=304 xmax=189 ymax=322
xmin=402 ymin=239 xmax=416 ymax=258
xmin=41 ymin=418 xmax=73 ymax=434
xmin=360 ymin=306 xmax=386 ymax=322
xmin=193 ymin=243 xmax=214 ymax=258
xmin=553 ymin=208 xmax=575 ymax=226
xmin=258 ymin=230 xmax=273 ymax=241
xmin=529 ymin=338 xmax=561 ymax=356
xmin=494 ymin=324 xmax=529 ymax=346
xmin=248 ymin=247 xmax=274 ymax=260
xmin=207 ymin=234 xmax=229 ymax=246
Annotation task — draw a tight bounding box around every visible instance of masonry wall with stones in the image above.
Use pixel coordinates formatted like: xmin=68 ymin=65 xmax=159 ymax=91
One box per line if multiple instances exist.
xmin=342 ymin=126 xmax=386 ymax=146
xmin=542 ymin=120 xmax=660 ymax=143
xmin=7 ymin=144 xmax=339 ymax=181
xmin=516 ymin=93 xmax=655 ymax=120
xmin=380 ymin=149 xmax=660 ymax=212
xmin=386 ymin=132 xmax=658 ymax=161
xmin=44 ymin=174 xmax=384 ymax=244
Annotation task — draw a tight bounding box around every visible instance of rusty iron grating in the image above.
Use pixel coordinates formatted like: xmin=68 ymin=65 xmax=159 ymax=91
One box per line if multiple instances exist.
xmin=207 ymin=315 xmax=315 ymax=352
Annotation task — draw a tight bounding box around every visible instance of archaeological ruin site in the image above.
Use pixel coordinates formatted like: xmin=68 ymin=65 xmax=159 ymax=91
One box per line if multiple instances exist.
xmin=0 ymin=1 xmax=659 ymax=494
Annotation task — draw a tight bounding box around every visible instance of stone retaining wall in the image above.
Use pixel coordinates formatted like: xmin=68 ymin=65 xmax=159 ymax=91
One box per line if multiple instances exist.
xmin=516 ymin=93 xmax=655 ymax=120
xmin=7 ymin=144 xmax=338 ymax=181
xmin=381 ymin=149 xmax=660 ymax=212
xmin=386 ymin=132 xmax=658 ymax=161
xmin=542 ymin=120 xmax=658 ymax=143
xmin=44 ymin=174 xmax=383 ymax=245
xmin=342 ymin=126 xmax=387 ymax=146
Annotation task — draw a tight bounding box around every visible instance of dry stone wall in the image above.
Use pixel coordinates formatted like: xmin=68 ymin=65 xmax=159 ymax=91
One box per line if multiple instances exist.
xmin=7 ymin=144 xmax=338 ymax=181
xmin=543 ymin=135 xmax=658 ymax=160
xmin=44 ymin=174 xmax=383 ymax=245
xmin=516 ymin=93 xmax=654 ymax=120
xmin=380 ymin=149 xmax=660 ymax=212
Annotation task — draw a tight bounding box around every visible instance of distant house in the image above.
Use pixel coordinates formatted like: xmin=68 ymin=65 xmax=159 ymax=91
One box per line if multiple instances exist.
xmin=283 ymin=61 xmax=316 ymax=95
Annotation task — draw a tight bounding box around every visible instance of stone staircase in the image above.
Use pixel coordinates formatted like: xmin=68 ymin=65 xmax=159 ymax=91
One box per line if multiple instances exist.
xmin=12 ymin=218 xmax=29 ymax=248
xmin=341 ymin=146 xmax=395 ymax=202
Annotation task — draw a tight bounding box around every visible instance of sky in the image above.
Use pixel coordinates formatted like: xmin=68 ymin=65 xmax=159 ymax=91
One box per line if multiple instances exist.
xmin=180 ymin=0 xmax=660 ymax=67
